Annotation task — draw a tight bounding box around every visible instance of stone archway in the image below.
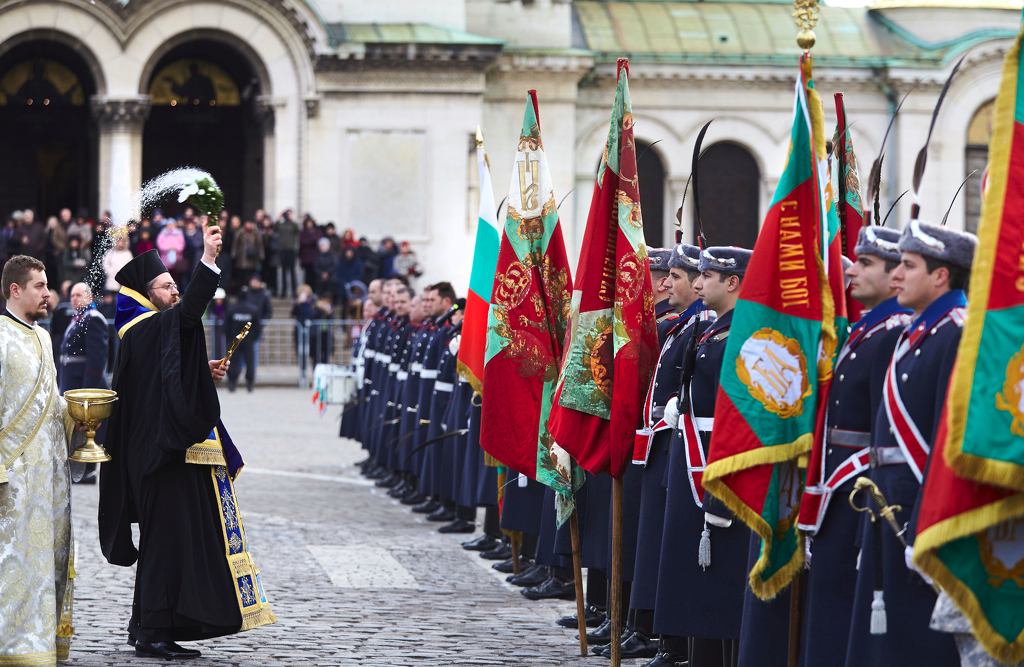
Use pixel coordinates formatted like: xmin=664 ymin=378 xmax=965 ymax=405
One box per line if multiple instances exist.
xmin=0 ymin=38 xmax=100 ymax=218
xmin=141 ymin=38 xmax=269 ymax=220
xmin=694 ymin=142 xmax=760 ymax=249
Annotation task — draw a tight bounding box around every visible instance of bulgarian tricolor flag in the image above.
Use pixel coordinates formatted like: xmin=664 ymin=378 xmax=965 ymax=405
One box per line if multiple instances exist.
xmin=914 ymin=24 xmax=1024 ymax=663
xmin=702 ymin=53 xmax=838 ymax=599
xmin=479 ymin=92 xmax=580 ymax=523
xmin=548 ymin=59 xmax=659 ymax=479
xmin=458 ymin=128 xmax=501 ymax=395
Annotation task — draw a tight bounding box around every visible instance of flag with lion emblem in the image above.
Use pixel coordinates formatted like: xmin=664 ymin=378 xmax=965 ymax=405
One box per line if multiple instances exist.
xmin=547 ymin=59 xmax=659 ymax=480
xmin=479 ymin=91 xmax=580 ymax=526
xmin=702 ymin=53 xmax=838 ymax=600
xmin=913 ymin=24 xmax=1024 ymax=664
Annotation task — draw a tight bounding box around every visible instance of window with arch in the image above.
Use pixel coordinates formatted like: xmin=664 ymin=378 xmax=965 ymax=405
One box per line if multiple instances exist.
xmin=965 ymin=99 xmax=994 ymax=233
xmin=694 ymin=142 xmax=760 ymax=249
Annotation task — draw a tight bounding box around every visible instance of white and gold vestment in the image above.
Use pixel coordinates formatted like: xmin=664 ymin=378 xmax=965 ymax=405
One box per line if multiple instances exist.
xmin=0 ymin=315 xmax=76 ymax=666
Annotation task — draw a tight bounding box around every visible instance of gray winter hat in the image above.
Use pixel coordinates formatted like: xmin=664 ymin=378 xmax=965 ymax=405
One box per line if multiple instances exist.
xmin=896 ymin=220 xmax=978 ymax=270
xmin=854 ymin=226 xmax=902 ymax=264
xmin=669 ymin=243 xmax=701 ymax=271
xmin=647 ymin=247 xmax=673 ymax=272
xmin=698 ymin=246 xmax=752 ymax=277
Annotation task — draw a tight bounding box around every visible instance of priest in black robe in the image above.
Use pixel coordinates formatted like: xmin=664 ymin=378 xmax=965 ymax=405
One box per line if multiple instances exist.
xmin=99 ymin=224 xmax=276 ymax=660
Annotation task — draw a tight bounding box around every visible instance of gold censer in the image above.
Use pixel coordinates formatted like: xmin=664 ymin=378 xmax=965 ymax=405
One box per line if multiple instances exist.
xmin=65 ymin=389 xmax=118 ymax=463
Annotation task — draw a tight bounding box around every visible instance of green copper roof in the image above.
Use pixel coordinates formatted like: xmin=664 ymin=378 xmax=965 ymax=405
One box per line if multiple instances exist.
xmin=572 ymin=1 xmax=1018 ymax=67
xmin=327 ymin=23 xmax=505 ymax=46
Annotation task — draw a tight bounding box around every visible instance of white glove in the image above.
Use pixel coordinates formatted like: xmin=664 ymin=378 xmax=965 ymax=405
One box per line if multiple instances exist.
xmin=905 ymin=544 xmax=933 ymax=585
xmin=664 ymin=396 xmax=680 ymax=429
xmin=448 ymin=334 xmax=461 ymax=355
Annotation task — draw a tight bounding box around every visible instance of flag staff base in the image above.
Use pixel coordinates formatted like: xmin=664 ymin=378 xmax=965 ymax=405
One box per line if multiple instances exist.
xmin=570 ymin=505 xmax=588 ymax=656
xmin=610 ymin=476 xmax=624 ymax=667
xmin=511 ymin=538 xmax=521 ymax=575
xmin=788 ymin=569 xmax=804 ymax=667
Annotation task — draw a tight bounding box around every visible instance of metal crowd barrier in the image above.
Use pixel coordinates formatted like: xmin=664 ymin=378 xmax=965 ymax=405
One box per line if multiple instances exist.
xmin=41 ymin=316 xmax=361 ymax=388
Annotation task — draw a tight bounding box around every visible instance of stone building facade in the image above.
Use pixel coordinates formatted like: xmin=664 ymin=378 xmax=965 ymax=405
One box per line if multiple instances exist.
xmin=0 ymin=0 xmax=1016 ymax=288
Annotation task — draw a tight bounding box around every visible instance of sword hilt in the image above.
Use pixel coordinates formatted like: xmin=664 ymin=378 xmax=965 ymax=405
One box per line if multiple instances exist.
xmin=851 ymin=476 xmax=905 ymax=545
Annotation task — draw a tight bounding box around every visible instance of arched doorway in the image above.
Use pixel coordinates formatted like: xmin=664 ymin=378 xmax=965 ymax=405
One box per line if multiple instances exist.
xmin=694 ymin=142 xmax=760 ymax=249
xmin=635 ymin=139 xmax=666 ymax=248
xmin=0 ymin=40 xmax=98 ymax=218
xmin=142 ymin=39 xmax=265 ymax=219
xmin=965 ymin=99 xmax=994 ymax=234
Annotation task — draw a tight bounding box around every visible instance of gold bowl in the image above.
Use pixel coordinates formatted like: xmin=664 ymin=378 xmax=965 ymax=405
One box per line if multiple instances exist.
xmin=65 ymin=389 xmax=118 ymax=463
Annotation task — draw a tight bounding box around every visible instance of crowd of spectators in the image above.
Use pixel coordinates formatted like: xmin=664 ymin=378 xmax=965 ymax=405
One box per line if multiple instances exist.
xmin=0 ymin=205 xmax=422 ymax=323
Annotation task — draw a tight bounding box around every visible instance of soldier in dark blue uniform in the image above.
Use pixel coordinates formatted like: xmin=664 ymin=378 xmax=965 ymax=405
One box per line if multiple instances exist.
xmin=656 ymin=246 xmax=752 ymax=667
xmin=60 ymin=282 xmax=110 ymax=485
xmin=392 ymin=295 xmax=436 ymax=505
xmin=361 ymin=281 xmax=399 ymax=479
xmin=788 ymin=226 xmax=911 ymax=667
xmin=845 ymin=220 xmax=976 ymax=667
xmin=626 ymin=244 xmax=710 ymax=667
xmin=352 ymin=280 xmax=388 ymax=467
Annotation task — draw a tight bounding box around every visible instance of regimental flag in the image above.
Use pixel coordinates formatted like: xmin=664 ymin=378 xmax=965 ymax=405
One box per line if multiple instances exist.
xmin=547 ymin=59 xmax=659 ymax=480
xmin=914 ymin=27 xmax=1024 ymax=663
xmin=458 ymin=129 xmax=501 ymax=396
xmin=702 ymin=54 xmax=837 ymax=600
xmin=480 ymin=91 xmax=580 ymax=525
xmin=832 ymin=92 xmax=865 ymax=324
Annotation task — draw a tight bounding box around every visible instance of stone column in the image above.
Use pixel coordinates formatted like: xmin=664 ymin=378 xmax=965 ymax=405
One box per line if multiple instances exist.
xmin=91 ymin=96 xmax=150 ymax=224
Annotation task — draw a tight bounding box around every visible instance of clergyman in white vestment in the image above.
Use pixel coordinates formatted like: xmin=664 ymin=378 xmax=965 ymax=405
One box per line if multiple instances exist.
xmin=0 ymin=256 xmax=80 ymax=666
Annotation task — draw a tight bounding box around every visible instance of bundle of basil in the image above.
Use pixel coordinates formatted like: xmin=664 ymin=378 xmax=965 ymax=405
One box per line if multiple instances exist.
xmin=178 ymin=176 xmax=224 ymax=227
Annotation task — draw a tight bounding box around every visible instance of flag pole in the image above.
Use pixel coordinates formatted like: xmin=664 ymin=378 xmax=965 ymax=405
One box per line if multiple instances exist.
xmin=788 ymin=2 xmax=817 ymax=665
xmin=570 ymin=503 xmax=588 ymax=656
xmin=511 ymin=535 xmax=521 ymax=575
xmin=610 ymin=476 xmax=623 ymax=667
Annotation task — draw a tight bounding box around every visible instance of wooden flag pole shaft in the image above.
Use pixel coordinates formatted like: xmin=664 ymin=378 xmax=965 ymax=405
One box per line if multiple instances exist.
xmin=570 ymin=506 xmax=588 ymax=656
xmin=787 ymin=569 xmax=804 ymax=667
xmin=610 ymin=477 xmax=624 ymax=667
xmin=511 ymin=537 xmax=521 ymax=575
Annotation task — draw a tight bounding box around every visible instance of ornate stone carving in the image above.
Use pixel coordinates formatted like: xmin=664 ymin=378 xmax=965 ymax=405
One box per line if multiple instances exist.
xmin=90 ymin=96 xmax=152 ymax=130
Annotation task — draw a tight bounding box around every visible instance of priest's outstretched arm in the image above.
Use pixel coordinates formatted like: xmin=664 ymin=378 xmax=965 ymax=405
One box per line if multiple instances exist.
xmin=178 ymin=223 xmax=223 ymax=331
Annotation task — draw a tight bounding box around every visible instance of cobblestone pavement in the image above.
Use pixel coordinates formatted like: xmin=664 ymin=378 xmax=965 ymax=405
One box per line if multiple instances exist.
xmin=65 ymin=387 xmax=639 ymax=666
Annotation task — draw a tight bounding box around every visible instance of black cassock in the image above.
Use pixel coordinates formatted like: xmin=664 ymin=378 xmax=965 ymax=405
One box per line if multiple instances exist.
xmin=98 ymin=262 xmax=242 ymax=643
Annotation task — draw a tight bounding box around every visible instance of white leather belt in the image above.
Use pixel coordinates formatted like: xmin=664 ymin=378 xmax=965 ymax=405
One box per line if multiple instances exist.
xmin=434 ymin=381 xmax=454 ymax=393
xmin=870 ymin=447 xmax=906 ymax=467
xmin=396 ymin=371 xmax=408 ymax=381
xmin=420 ymin=370 xmax=438 ymax=379
xmin=364 ymin=350 xmax=376 ymax=359
xmin=827 ymin=428 xmax=871 ymax=448
xmin=388 ymin=363 xmax=400 ymax=372
xmin=378 ymin=354 xmax=392 ymax=364
xmin=695 ymin=417 xmax=714 ymax=432
xmin=411 ymin=363 xmax=424 ymax=373
xmin=61 ymin=355 xmax=86 ymax=364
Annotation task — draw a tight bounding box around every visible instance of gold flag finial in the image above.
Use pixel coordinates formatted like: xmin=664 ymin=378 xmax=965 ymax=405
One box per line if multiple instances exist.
xmin=475 ymin=125 xmax=484 ymax=148
xmin=793 ymin=0 xmax=819 ymax=51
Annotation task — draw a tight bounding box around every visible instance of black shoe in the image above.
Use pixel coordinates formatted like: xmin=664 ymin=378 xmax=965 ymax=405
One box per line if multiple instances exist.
xmin=597 ymin=631 xmax=659 ymax=659
xmin=412 ymin=498 xmax=441 ymax=514
xmin=355 ymin=456 xmax=373 ymax=468
xmin=591 ymin=626 xmax=632 ymax=656
xmin=462 ymin=534 xmax=499 ymax=551
xmin=426 ymin=507 xmax=456 ymax=522
xmin=521 ymin=576 xmax=575 ymax=601
xmin=401 ymin=491 xmax=428 ymax=506
xmin=556 ymin=604 xmax=606 ymax=628
xmin=135 ymin=641 xmax=201 ymax=659
xmin=492 ymin=555 xmax=531 ymax=573
xmin=387 ymin=481 xmax=409 ymax=498
xmin=365 ymin=466 xmax=389 ymax=480
xmin=438 ymin=518 xmax=476 ymax=534
xmin=479 ymin=542 xmax=513 ymax=560
xmin=642 ymin=652 xmax=689 ymax=667
xmin=586 ymin=618 xmax=613 ymax=645
xmin=246 ymin=381 xmax=254 ymax=393
xmin=228 ymin=380 xmax=237 ymax=393
xmin=507 ymin=564 xmax=549 ymax=587
xmin=375 ymin=473 xmax=401 ymax=488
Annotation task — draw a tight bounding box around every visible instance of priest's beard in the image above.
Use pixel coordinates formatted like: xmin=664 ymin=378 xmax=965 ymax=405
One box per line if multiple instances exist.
xmin=149 ymin=292 xmax=179 ymax=312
